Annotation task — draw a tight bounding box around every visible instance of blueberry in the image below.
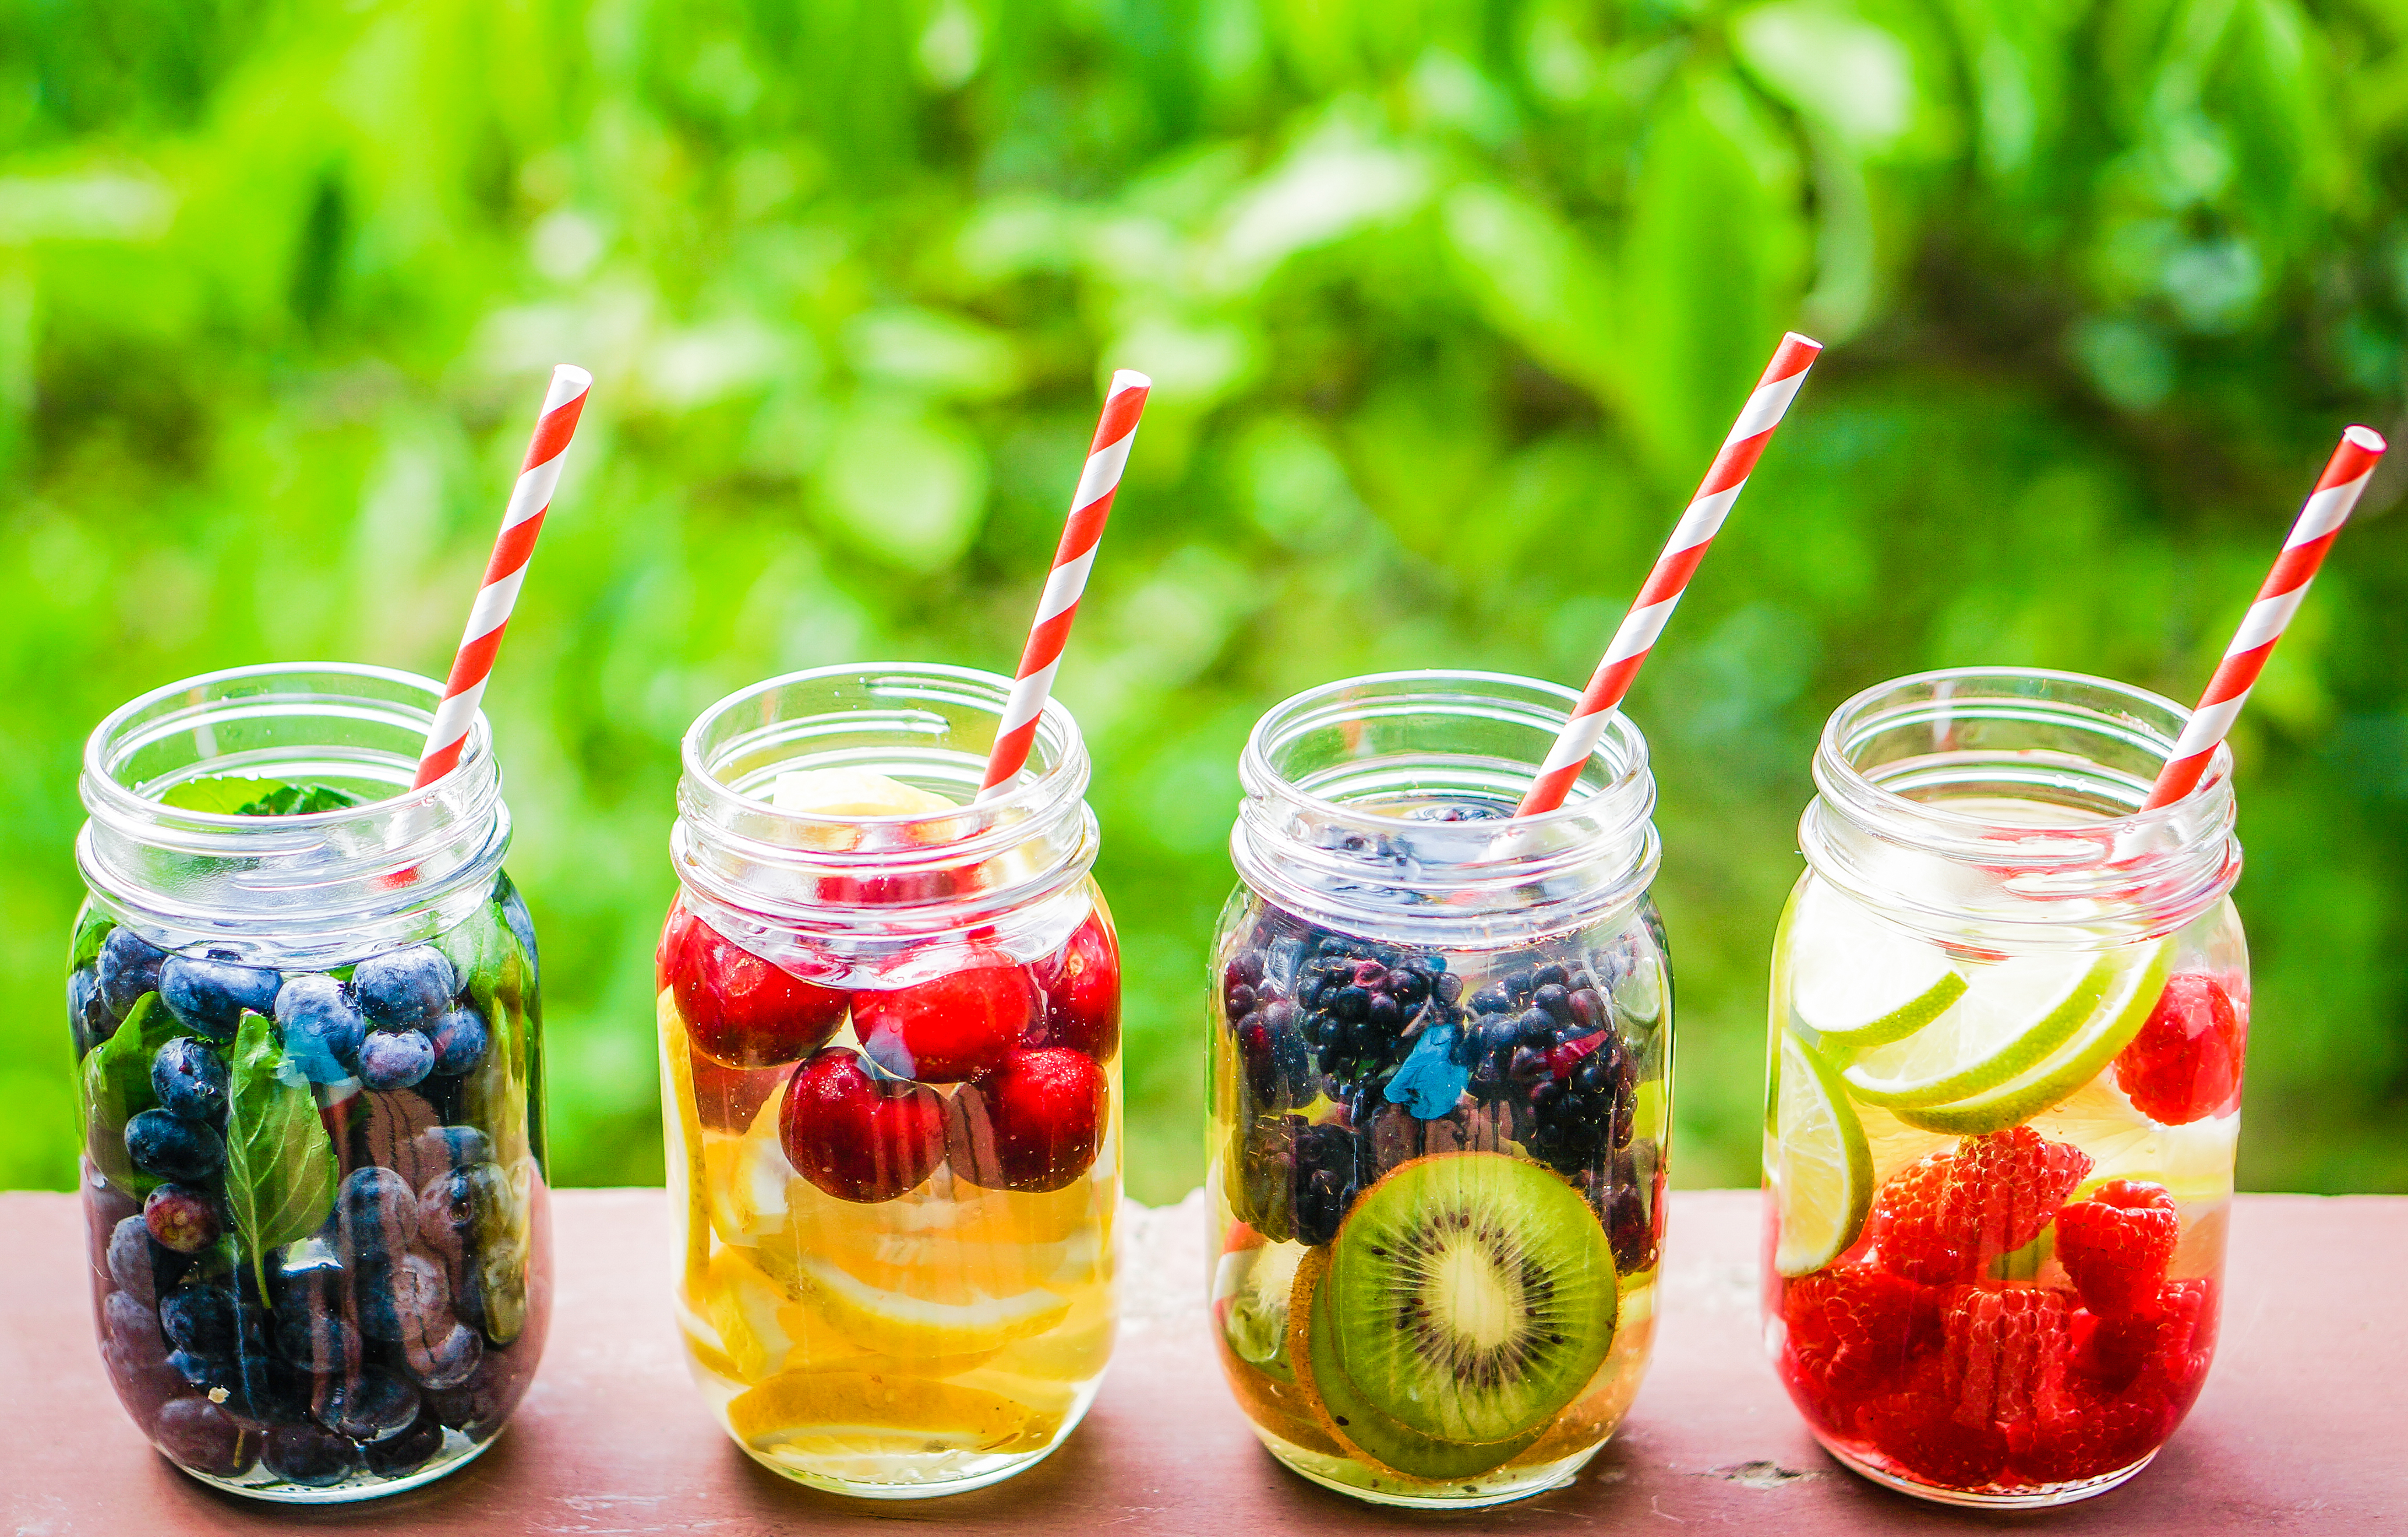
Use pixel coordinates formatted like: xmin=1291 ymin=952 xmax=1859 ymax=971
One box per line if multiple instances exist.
xmin=412 ymin=1125 xmax=493 ymax=1171
xmin=358 ymin=1253 xmax=452 ymax=1345
xmin=353 ymin=947 xmax=454 ymax=1032
xmin=160 ymin=1284 xmax=240 ymax=1357
xmin=495 ymin=874 xmax=538 ymax=980
xmin=126 ymin=1109 xmax=225 ymax=1182
xmin=144 ymin=1184 xmax=223 ymax=1253
xmin=160 ymin=955 xmax=282 ymax=1041
xmin=426 ymin=1007 xmax=489 ymax=1076
xmin=262 ymin=1422 xmax=360 ymax=1487
xmin=274 ymin=1308 xmax=363 ymax=1379
xmin=416 ymin=1161 xmax=508 ymax=1262
xmin=151 ymin=1038 xmax=229 ymax=1124
xmin=275 ymin=974 xmax=366 ymax=1083
xmin=68 ymin=968 xmax=115 ymax=1057
xmin=363 ymin=1407 xmax=446 ymax=1477
xmin=154 ymin=1397 xmax=261 ymax=1479
xmin=107 ymin=1214 xmax=159 ymax=1303
xmin=358 ymin=1029 xmax=436 ymax=1090
xmin=336 ymin=1166 xmax=419 ymax=1263
xmin=319 ymin=1365 xmax=422 ymax=1442
xmin=97 ymin=928 xmax=168 ymax=1016
xmin=404 ymin=1319 xmax=483 ymax=1388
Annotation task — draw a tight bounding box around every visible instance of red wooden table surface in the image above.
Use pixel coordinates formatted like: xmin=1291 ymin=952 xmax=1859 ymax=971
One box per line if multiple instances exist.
xmin=6 ymin=1189 xmax=2400 ymax=1533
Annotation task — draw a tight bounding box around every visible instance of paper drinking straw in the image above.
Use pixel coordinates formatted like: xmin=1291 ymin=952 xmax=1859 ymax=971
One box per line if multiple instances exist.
xmin=977 ymin=369 xmax=1151 ymax=801
xmin=414 ymin=365 xmax=592 ymax=789
xmin=2142 ymin=425 xmax=2388 ymax=810
xmin=1515 ymin=333 xmax=1823 ymax=817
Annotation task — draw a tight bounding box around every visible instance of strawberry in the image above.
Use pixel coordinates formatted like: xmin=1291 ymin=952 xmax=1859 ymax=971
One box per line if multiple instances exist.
xmin=779 ymin=1048 xmax=948 ymax=1203
xmin=2113 ymin=973 xmax=2247 ymax=1126
xmin=1782 ymin=1266 xmax=1937 ymax=1398
xmin=1937 ymin=1284 xmax=2074 ymax=1447
xmin=1872 ymin=1128 xmax=2092 ymax=1284
xmin=2055 ymin=1180 xmax=2180 ymax=1317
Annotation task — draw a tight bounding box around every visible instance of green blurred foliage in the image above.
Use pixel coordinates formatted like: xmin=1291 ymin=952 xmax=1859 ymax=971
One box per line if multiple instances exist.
xmin=2 ymin=0 xmax=2404 ymax=1201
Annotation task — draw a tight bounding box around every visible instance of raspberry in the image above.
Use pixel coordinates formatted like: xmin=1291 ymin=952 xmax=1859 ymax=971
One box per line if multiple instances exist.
xmin=2113 ymin=973 xmax=2247 ymax=1125
xmin=1782 ymin=1266 xmax=1937 ymax=1398
xmin=1852 ymin=1358 xmax=2012 ymax=1490
xmin=1937 ymin=1284 xmax=2073 ymax=1446
xmin=2056 ymin=1180 xmax=2180 ymax=1317
xmin=2072 ymin=1278 xmax=2219 ymax=1395
xmin=2018 ymin=1381 xmax=2180 ymax=1485
xmin=1872 ymin=1128 xmax=2092 ymax=1284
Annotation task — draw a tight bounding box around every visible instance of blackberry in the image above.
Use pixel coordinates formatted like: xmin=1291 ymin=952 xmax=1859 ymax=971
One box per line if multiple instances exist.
xmin=1292 ymin=938 xmax=1458 ymax=1089
xmin=1451 ymin=964 xmax=1612 ymax=1104
xmin=1224 ymin=1112 xmax=1366 ymax=1246
xmin=1525 ymin=1030 xmax=1639 ymax=1177
xmin=1291 ymin=1121 xmax=1364 ymax=1245
xmin=1583 ymin=1137 xmax=1664 ymax=1274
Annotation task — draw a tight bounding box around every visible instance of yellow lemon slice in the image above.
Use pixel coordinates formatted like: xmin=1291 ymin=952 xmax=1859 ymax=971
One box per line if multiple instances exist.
xmin=786 ymin=1251 xmax=1072 ymax=1358
xmin=694 ymin=1247 xmax=801 ymax=1383
xmin=726 ymin=1369 xmax=1035 ymax=1454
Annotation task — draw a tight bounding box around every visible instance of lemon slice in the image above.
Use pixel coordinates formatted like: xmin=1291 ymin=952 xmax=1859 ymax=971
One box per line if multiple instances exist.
xmin=1772 ymin=1031 xmax=1878 ymax=1281
xmin=1772 ymin=1031 xmax=1873 ymax=1277
xmin=1895 ymin=939 xmax=2173 ymax=1136
xmin=786 ymin=1252 xmax=1071 ymax=1357
xmin=694 ymin=1247 xmax=802 ymax=1383
xmin=769 ymin=768 xmax=956 ymax=817
xmin=1838 ymin=951 xmax=2111 ymax=1107
xmin=2030 ymin=1075 xmax=2238 ymax=1203
xmin=726 ymin=1369 xmax=1035 ymax=1454
xmin=1788 ymin=880 xmax=1968 ymax=1048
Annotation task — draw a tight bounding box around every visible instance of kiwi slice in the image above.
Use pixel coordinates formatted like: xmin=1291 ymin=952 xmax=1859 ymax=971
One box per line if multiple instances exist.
xmin=1290 ymin=1248 xmax=1545 ymax=1481
xmin=1325 ymin=1153 xmax=1617 ymax=1446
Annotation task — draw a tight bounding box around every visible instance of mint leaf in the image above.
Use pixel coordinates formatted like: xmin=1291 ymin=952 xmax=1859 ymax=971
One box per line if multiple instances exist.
xmin=82 ymin=995 xmax=176 ymax=1195
xmin=158 ymin=777 xmax=366 ymax=816
xmin=70 ymin=905 xmax=116 ymax=971
xmin=224 ymin=1011 xmax=338 ymax=1295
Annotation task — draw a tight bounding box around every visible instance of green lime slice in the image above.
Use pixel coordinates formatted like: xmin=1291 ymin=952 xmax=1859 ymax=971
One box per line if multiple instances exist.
xmin=1788 ymin=881 xmax=1967 ymax=1048
xmin=1839 ymin=949 xmax=2113 ymax=1108
xmin=1772 ymin=1031 xmax=1873 ymax=1277
xmin=1895 ymin=940 xmax=2174 ymax=1137
xmin=1612 ymin=955 xmax=1664 ymax=1026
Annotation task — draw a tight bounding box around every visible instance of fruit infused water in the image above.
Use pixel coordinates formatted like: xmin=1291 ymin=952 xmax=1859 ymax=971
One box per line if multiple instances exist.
xmin=72 ymin=665 xmax=549 ymax=1500
xmin=1764 ymin=669 xmax=2247 ymax=1507
xmin=1212 ymin=673 xmax=1670 ymax=1508
xmin=660 ymin=666 xmax=1117 ymax=1497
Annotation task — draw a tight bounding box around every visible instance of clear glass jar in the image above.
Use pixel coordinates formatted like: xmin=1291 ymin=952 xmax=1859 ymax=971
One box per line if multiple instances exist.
xmin=659 ymin=663 xmax=1118 ymax=1499
xmin=71 ymin=664 xmax=549 ymax=1501
xmin=1207 ymin=671 xmax=1671 ymax=1509
xmin=1762 ymin=667 xmax=2244 ymax=1507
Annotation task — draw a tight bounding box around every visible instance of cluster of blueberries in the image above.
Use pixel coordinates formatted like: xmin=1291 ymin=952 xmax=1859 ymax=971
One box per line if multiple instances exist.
xmin=1220 ymin=908 xmax=1666 ymax=1270
xmin=74 ymin=893 xmax=537 ymax=1490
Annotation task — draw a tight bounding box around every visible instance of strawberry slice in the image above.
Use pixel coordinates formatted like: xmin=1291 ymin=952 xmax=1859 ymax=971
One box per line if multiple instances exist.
xmin=2113 ymin=973 xmax=2247 ymax=1126
xmin=1872 ymin=1128 xmax=2092 ymax=1284
xmin=2056 ymin=1180 xmax=2180 ymax=1317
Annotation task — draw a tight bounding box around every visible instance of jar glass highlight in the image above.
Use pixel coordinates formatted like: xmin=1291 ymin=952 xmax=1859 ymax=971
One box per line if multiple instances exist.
xmin=1763 ymin=667 xmax=2244 ymax=1507
xmin=1208 ymin=671 xmax=1671 ymax=1509
xmin=658 ymin=663 xmax=1118 ymax=1498
xmin=72 ymin=664 xmax=550 ymax=1501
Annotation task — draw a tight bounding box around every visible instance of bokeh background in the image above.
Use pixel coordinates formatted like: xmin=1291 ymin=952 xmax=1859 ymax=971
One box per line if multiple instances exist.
xmin=4 ymin=0 xmax=2405 ymax=1202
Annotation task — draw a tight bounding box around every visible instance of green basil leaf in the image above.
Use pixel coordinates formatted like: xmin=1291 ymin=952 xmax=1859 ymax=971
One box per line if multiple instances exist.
xmin=81 ymin=995 xmax=176 ymax=1195
xmin=69 ymin=906 xmax=116 ymax=971
xmin=157 ymin=777 xmax=365 ymax=816
xmin=224 ymin=1010 xmax=338 ymax=1296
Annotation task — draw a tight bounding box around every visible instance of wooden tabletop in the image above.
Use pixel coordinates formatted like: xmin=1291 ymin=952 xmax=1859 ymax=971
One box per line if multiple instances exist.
xmin=6 ymin=1188 xmax=2400 ymax=1534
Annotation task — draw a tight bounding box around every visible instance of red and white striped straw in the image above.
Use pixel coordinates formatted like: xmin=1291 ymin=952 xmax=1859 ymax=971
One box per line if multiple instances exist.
xmin=414 ymin=364 xmax=592 ymax=789
xmin=978 ymin=369 xmax=1150 ymax=801
xmin=2142 ymin=424 xmax=2386 ymax=810
xmin=1516 ymin=333 xmax=1823 ymax=816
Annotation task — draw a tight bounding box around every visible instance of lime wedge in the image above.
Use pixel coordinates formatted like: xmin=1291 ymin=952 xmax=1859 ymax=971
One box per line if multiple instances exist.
xmin=1839 ymin=951 xmax=2114 ymax=1108
xmin=1895 ymin=940 xmax=2174 ymax=1136
xmin=1772 ymin=1031 xmax=1873 ymax=1277
xmin=1788 ymin=881 xmax=1966 ymax=1048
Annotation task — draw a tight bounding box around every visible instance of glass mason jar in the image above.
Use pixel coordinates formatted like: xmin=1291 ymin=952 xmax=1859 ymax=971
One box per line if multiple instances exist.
xmin=1207 ymin=671 xmax=1672 ymax=1509
xmin=1763 ymin=667 xmax=2245 ymax=1507
xmin=658 ymin=663 xmax=1119 ymax=1498
xmin=71 ymin=664 xmax=549 ymax=1501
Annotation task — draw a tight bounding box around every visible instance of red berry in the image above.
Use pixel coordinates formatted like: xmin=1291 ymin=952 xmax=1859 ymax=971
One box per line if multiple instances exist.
xmin=143 ymin=1185 xmax=222 ymax=1253
xmin=2114 ymin=973 xmax=2247 ymax=1125
xmin=1852 ymin=1357 xmax=2012 ymax=1489
xmin=2055 ymin=1180 xmax=2180 ymax=1317
xmin=2071 ymin=1277 xmax=2218 ymax=1395
xmin=666 ymin=914 xmax=850 ymax=1069
xmin=1782 ymin=1265 xmax=1937 ymax=1398
xmin=854 ymin=951 xmax=1036 ymax=1083
xmin=1872 ymin=1128 xmax=2092 ymax=1285
xmin=688 ymin=1049 xmax=786 ymax=1133
xmin=947 ymin=1047 xmax=1108 ymax=1193
xmin=779 ymin=1048 xmax=947 ymax=1203
xmin=2018 ymin=1381 xmax=2180 ymax=1485
xmin=1937 ymin=1284 xmax=2074 ymax=1444
xmin=1029 ymin=910 xmax=1121 ymax=1061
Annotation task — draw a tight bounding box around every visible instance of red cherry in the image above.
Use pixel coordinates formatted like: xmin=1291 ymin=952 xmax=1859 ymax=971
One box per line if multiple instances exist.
xmin=688 ymin=1050 xmax=786 ymax=1133
xmin=1029 ymin=909 xmax=1121 ymax=1061
xmin=779 ymin=1048 xmax=947 ymax=1203
xmin=947 ymin=1047 xmax=1108 ymax=1193
xmin=853 ymin=951 xmax=1035 ymax=1083
xmin=666 ymin=913 xmax=850 ymax=1069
